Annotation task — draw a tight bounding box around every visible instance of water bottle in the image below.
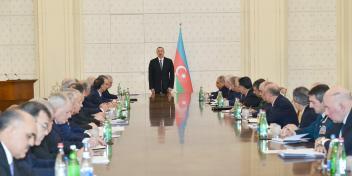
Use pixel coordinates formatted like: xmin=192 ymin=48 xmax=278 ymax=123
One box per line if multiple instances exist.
xmin=117 ymin=83 xmax=122 ymax=99
xmin=233 ymin=98 xmax=242 ymax=120
xmin=336 ymin=138 xmax=347 ymax=175
xmin=103 ymin=118 xmax=112 ymax=144
xmin=258 ymin=111 xmax=268 ymax=140
xmin=55 ymin=143 xmax=67 ymax=176
xmin=330 ymin=139 xmax=339 ymax=175
xmin=326 ymin=134 xmax=337 ymax=171
xmin=116 ymin=101 xmax=123 ymax=119
xmin=199 ymin=86 xmax=205 ymax=101
xmin=80 ymin=140 xmax=94 ymax=176
xmin=216 ymin=91 xmax=224 ymax=107
xmin=125 ymin=88 xmax=130 ymax=110
xmin=68 ymin=145 xmax=80 ymax=176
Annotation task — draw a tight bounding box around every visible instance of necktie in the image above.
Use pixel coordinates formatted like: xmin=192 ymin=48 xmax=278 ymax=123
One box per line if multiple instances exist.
xmin=159 ymin=60 xmax=163 ymax=70
xmin=10 ymin=161 xmax=14 ymax=176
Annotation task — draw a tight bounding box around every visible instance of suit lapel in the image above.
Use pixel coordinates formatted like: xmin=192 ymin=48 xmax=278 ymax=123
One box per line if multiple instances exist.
xmin=0 ymin=143 xmax=11 ymax=176
xmin=342 ymin=108 xmax=352 ymax=136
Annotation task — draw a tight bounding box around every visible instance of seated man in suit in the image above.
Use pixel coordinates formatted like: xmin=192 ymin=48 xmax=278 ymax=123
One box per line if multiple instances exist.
xmin=315 ymin=87 xmax=352 ymax=155
xmin=102 ymin=75 xmax=118 ymax=101
xmin=263 ymin=82 xmax=298 ymax=127
xmin=210 ymin=75 xmax=230 ymax=99
xmin=32 ymin=93 xmax=86 ymax=159
xmin=60 ymin=90 xmax=91 ymax=141
xmin=238 ymin=76 xmax=261 ymax=108
xmin=70 ymin=82 xmax=104 ymax=127
xmin=292 ymin=87 xmax=318 ymax=128
xmin=257 ymin=81 xmax=272 ymax=112
xmin=15 ymin=101 xmax=56 ymax=176
xmin=227 ymin=76 xmax=243 ymax=106
xmin=252 ymin=79 xmax=267 ymax=108
xmin=280 ymin=84 xmax=333 ymax=140
xmin=0 ymin=109 xmax=37 ymax=176
xmin=82 ymin=75 xmax=111 ymax=115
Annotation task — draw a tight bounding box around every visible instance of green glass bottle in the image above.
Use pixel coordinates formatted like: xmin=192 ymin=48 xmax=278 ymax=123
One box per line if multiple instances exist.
xmin=125 ymin=88 xmax=130 ymax=110
xmin=336 ymin=138 xmax=347 ymax=175
xmin=68 ymin=145 xmax=80 ymax=176
xmin=199 ymin=86 xmax=205 ymax=101
xmin=216 ymin=91 xmax=224 ymax=107
xmin=103 ymin=119 xmax=112 ymax=144
xmin=233 ymin=98 xmax=242 ymax=120
xmin=258 ymin=111 xmax=268 ymax=140
xmin=117 ymin=83 xmax=122 ymax=98
xmin=330 ymin=139 xmax=339 ymax=175
xmin=116 ymin=101 xmax=122 ymax=118
xmin=257 ymin=111 xmax=263 ymax=135
xmin=326 ymin=134 xmax=337 ymax=171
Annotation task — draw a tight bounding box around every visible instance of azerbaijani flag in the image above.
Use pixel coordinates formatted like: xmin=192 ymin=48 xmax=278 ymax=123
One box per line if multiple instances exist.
xmin=174 ymin=28 xmax=193 ymax=93
xmin=175 ymin=93 xmax=191 ymax=144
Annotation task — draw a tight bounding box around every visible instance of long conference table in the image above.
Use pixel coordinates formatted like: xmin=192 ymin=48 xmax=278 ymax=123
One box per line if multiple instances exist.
xmin=94 ymin=93 xmax=324 ymax=176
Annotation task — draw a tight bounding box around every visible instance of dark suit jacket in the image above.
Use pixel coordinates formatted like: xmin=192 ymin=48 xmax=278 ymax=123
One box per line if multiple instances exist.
xmin=102 ymin=90 xmax=117 ymax=101
xmin=210 ymin=87 xmax=230 ymax=99
xmin=296 ymin=114 xmax=334 ymax=140
xmin=82 ymin=89 xmax=109 ymax=115
xmin=324 ymin=108 xmax=352 ymax=155
xmin=266 ymin=94 xmax=298 ymax=127
xmin=148 ymin=57 xmax=174 ymax=93
xmin=228 ymin=90 xmax=242 ymax=106
xmin=241 ymin=89 xmax=261 ymax=108
xmin=15 ymin=152 xmax=55 ymax=176
xmin=32 ymin=122 xmax=83 ymax=160
xmin=299 ymin=106 xmax=319 ymax=128
xmin=68 ymin=110 xmax=101 ymax=130
xmin=0 ymin=142 xmax=12 ymax=176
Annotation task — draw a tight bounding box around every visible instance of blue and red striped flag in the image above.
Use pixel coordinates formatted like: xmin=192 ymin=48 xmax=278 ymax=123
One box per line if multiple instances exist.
xmin=174 ymin=28 xmax=193 ymax=93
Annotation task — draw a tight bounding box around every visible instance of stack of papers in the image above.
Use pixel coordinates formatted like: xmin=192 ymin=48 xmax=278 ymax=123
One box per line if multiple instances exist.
xmin=91 ymin=156 xmax=110 ymax=164
xmin=91 ymin=145 xmax=106 ymax=150
xmin=279 ymin=148 xmax=325 ymax=159
xmin=111 ymin=119 xmax=129 ymax=126
xmin=271 ymin=133 xmax=309 ymax=144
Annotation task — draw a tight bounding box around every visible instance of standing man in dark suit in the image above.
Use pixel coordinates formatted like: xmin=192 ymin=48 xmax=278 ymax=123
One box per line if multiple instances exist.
xmin=0 ymin=109 xmax=37 ymax=176
xmin=148 ymin=47 xmax=174 ymax=94
xmin=263 ymin=83 xmax=298 ymax=127
xmin=315 ymin=87 xmax=352 ymax=155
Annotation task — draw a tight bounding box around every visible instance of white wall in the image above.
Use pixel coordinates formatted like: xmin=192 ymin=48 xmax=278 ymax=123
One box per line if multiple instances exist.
xmin=0 ymin=0 xmax=36 ymax=80
xmin=287 ymin=0 xmax=337 ymax=91
xmin=82 ymin=0 xmax=241 ymax=94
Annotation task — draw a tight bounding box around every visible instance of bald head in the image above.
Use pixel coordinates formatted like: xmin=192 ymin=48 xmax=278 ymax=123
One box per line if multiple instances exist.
xmin=263 ymin=82 xmax=281 ymax=103
xmin=323 ymin=86 xmax=352 ymax=123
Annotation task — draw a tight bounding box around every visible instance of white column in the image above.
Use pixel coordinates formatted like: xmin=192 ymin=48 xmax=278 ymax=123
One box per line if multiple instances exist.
xmin=241 ymin=0 xmax=288 ymax=86
xmin=35 ymin=0 xmax=82 ymax=97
